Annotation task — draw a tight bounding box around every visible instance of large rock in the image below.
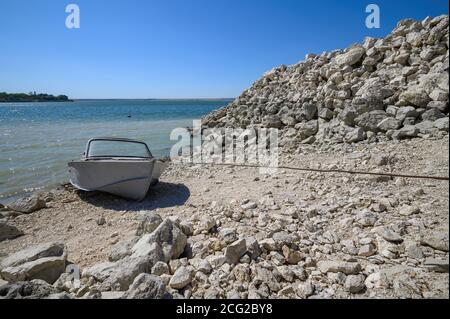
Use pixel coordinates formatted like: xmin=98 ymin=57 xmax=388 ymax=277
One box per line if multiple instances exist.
xmin=7 ymin=196 xmax=46 ymax=214
xmin=121 ymin=273 xmax=166 ymax=299
xmin=0 ymin=242 xmax=65 ymax=269
xmin=132 ymin=219 xmax=187 ymax=263
xmin=135 ymin=212 xmax=163 ymax=236
xmin=109 ymin=236 xmax=139 ymax=262
xmin=0 ymin=221 xmax=23 ymax=242
xmin=345 ymin=128 xmax=366 ymax=143
xmin=435 ymin=117 xmax=449 ymax=131
xmin=421 ymin=108 xmax=446 ymax=121
xmin=354 ymin=78 xmax=393 ymax=112
xmin=421 ymin=232 xmax=449 ymax=252
xmin=0 ymin=257 xmax=66 ymax=284
xmin=82 ymin=256 xmax=153 ymax=291
xmin=355 ymin=110 xmax=389 ymax=132
xmin=0 ymin=279 xmax=58 ymax=299
xmin=295 ymin=120 xmax=319 ymax=140
xmin=415 ymin=121 xmax=438 ymax=134
xmin=423 ymin=258 xmax=449 ymax=273
xmin=262 ymin=115 xmax=283 ymax=128
xmin=297 ymin=104 xmax=318 ymax=121
xmin=131 ymin=240 xmax=164 ymax=263
xmin=339 ymin=108 xmax=358 ymax=126
xmin=400 ymin=86 xmax=432 ymax=107
xmin=396 ymin=106 xmax=418 ymax=122
xmin=392 ymin=125 xmax=419 ymax=140
xmin=335 ymin=47 xmax=366 ymax=66
xmin=344 ymin=275 xmax=366 ymax=293
xmin=377 ymin=117 xmax=402 ymax=132
xmin=374 ymin=227 xmax=403 ymax=243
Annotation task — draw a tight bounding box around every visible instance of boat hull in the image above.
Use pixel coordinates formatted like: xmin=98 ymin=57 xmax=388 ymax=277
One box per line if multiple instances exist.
xmin=68 ymin=159 xmax=168 ymax=201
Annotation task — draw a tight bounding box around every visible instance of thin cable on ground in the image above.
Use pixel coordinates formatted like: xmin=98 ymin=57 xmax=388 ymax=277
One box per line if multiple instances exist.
xmin=172 ymin=161 xmax=449 ymax=181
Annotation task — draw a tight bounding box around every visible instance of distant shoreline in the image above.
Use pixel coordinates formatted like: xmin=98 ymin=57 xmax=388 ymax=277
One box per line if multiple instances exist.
xmin=0 ymin=98 xmax=235 ymax=103
xmin=0 ymin=92 xmax=72 ymax=103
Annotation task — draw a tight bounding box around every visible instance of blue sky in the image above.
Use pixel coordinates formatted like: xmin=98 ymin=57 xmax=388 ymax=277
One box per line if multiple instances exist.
xmin=0 ymin=0 xmax=448 ymax=99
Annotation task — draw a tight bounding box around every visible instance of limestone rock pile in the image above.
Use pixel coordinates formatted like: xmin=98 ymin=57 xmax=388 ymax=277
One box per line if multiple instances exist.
xmin=203 ymin=15 xmax=449 ymax=146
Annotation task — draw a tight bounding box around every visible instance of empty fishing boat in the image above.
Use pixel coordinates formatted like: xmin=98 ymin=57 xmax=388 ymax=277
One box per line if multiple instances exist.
xmin=68 ymin=137 xmax=168 ymax=201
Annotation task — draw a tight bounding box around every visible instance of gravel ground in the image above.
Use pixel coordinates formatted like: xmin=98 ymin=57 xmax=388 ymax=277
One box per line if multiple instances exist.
xmin=1 ymin=135 xmax=448 ymax=298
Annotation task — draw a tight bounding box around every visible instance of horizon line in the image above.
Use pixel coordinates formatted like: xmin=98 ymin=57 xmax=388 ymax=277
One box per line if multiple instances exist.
xmin=72 ymin=97 xmax=236 ymax=100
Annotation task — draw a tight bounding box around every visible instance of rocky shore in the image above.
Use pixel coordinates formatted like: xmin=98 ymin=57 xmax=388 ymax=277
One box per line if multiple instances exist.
xmin=0 ymin=15 xmax=449 ymax=299
xmin=203 ymin=15 xmax=449 ymax=146
xmin=0 ymin=136 xmax=448 ymax=299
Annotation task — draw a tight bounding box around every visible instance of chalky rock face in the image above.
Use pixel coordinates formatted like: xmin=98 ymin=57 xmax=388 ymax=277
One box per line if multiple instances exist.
xmin=202 ymin=15 xmax=449 ymax=146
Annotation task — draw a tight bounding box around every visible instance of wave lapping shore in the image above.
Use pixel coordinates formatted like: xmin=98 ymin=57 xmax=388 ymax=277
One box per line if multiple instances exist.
xmin=0 ymin=16 xmax=449 ymax=299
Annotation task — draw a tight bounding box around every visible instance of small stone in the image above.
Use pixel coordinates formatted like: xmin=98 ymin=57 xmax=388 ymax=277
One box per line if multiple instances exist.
xmin=423 ymin=258 xmax=449 ymax=273
xmin=405 ymin=242 xmax=424 ymax=260
xmin=169 ymin=266 xmax=193 ymax=290
xmin=218 ymin=228 xmax=238 ymax=244
xmin=96 ymin=217 xmax=106 ymax=226
xmin=225 ymin=239 xmax=247 ymax=264
xmin=151 ymin=261 xmax=170 ymax=276
xmin=358 ymin=244 xmax=377 ymax=257
xmin=241 ymin=202 xmax=257 ymax=210
xmin=399 ymin=205 xmax=420 ymax=216
xmin=282 ymin=245 xmax=302 ymax=265
xmin=278 ymin=286 xmax=295 ymax=296
xmin=375 ymin=227 xmax=403 ymax=243
xmin=328 ymin=272 xmax=346 ymax=285
xmin=196 ymin=217 xmax=216 ymax=234
xmin=296 ymin=281 xmax=315 ymax=298
xmin=179 ymin=221 xmax=194 ymax=236
xmin=189 ymin=258 xmax=212 ymax=274
xmin=317 ymin=261 xmax=361 ymax=275
xmin=356 ymin=210 xmax=377 ymax=227
xmin=246 ymin=237 xmax=262 ymax=259
xmin=344 ymin=274 xmax=366 ymax=293
xmin=206 ymin=254 xmax=226 ymax=269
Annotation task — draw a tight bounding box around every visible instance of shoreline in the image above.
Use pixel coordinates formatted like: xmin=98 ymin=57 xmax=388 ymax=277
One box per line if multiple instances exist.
xmin=1 ymin=136 xmax=448 ymax=298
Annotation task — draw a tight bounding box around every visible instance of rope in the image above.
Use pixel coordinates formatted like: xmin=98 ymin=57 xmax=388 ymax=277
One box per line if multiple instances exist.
xmin=171 ymin=161 xmax=449 ymax=181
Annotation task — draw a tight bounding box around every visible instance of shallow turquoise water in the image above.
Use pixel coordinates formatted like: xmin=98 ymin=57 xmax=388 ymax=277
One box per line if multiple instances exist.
xmin=0 ymin=99 xmax=231 ymax=202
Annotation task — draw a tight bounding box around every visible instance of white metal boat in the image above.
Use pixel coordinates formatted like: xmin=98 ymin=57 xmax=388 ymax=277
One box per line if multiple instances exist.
xmin=68 ymin=138 xmax=168 ymax=201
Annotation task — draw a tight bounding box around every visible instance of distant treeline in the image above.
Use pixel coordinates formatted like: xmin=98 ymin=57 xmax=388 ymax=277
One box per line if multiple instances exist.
xmin=0 ymin=92 xmax=72 ymax=102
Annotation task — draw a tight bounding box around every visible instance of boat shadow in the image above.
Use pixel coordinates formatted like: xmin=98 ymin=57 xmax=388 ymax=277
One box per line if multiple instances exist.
xmin=76 ymin=182 xmax=190 ymax=211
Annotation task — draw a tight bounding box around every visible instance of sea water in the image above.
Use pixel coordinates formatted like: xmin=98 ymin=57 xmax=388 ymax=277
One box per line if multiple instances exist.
xmin=0 ymin=99 xmax=231 ymax=202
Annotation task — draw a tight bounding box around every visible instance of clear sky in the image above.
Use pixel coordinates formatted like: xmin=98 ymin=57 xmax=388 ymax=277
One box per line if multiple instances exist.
xmin=0 ymin=0 xmax=448 ymax=99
